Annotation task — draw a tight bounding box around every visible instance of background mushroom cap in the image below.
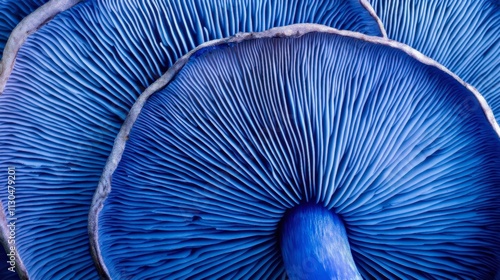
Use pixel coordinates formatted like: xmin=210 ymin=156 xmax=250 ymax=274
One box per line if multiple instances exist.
xmin=0 ymin=0 xmax=48 ymax=58
xmin=95 ymin=25 xmax=500 ymax=279
xmin=1 ymin=2 xmax=48 ymax=279
xmin=369 ymin=0 xmax=500 ymax=123
xmin=0 ymin=1 xmax=382 ymax=278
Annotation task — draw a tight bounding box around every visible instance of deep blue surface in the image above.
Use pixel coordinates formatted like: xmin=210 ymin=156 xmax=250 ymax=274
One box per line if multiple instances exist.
xmin=0 ymin=0 xmax=48 ymax=57
xmin=101 ymin=32 xmax=500 ymax=278
xmin=0 ymin=251 xmax=20 ymax=280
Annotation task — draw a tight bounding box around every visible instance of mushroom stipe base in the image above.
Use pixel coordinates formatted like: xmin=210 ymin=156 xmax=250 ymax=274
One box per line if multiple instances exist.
xmin=279 ymin=204 xmax=361 ymax=279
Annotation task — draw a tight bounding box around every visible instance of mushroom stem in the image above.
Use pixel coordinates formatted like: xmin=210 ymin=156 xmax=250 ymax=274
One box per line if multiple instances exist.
xmin=279 ymin=204 xmax=361 ymax=280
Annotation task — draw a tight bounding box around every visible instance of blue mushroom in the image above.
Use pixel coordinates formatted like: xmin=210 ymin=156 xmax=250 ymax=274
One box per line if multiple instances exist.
xmin=0 ymin=1 xmax=382 ymax=278
xmin=368 ymin=0 xmax=500 ymax=123
xmin=92 ymin=24 xmax=500 ymax=279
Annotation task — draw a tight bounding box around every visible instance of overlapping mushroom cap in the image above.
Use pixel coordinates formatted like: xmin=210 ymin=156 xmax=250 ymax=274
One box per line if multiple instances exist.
xmin=92 ymin=25 xmax=500 ymax=279
xmin=0 ymin=1 xmax=383 ymax=278
xmin=369 ymin=0 xmax=500 ymax=122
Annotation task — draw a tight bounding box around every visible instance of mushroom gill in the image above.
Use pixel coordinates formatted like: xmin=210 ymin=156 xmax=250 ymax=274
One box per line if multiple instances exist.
xmin=368 ymin=0 xmax=500 ymax=123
